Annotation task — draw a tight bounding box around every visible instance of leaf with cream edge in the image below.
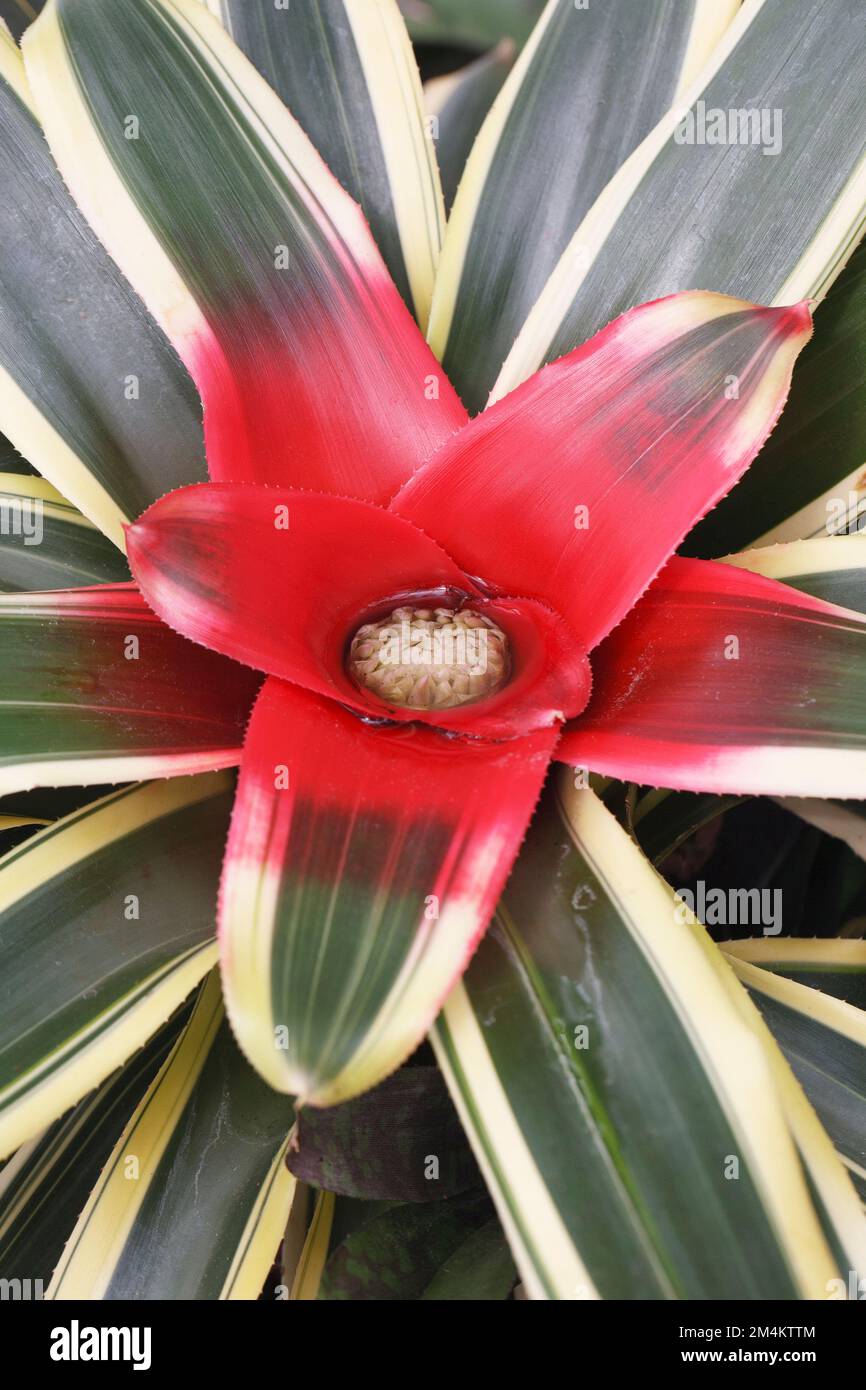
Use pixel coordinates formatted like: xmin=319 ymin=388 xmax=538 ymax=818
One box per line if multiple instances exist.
xmin=493 ymin=0 xmax=866 ymax=403
xmin=432 ymin=778 xmax=866 ymax=1301
xmin=204 ymin=0 xmax=443 ymax=329
xmin=23 ymin=0 xmax=467 ymax=503
xmin=723 ymin=954 xmax=866 ymax=1205
xmin=720 ymin=938 xmax=866 ymax=1010
xmin=219 ymin=677 xmax=557 ymax=1106
xmin=686 ymin=239 xmax=866 ymax=556
xmin=0 ymin=775 xmax=232 ymax=1159
xmin=0 ymin=585 xmax=258 ymax=794
xmin=0 ymin=21 xmax=204 ymax=549
xmin=48 ymin=972 xmax=297 ymax=1301
xmin=429 ymin=0 xmax=739 ymax=409
xmin=0 ymin=3 xmax=44 ymax=41
xmin=557 ymin=557 xmax=866 ymax=798
xmin=394 ymin=293 xmax=812 ymax=654
xmin=0 ymin=474 xmax=129 ymax=591
xmin=0 ymin=1010 xmax=184 ymax=1284
xmin=722 ymin=534 xmax=866 ymax=615
xmin=425 ymin=40 xmax=517 ymax=216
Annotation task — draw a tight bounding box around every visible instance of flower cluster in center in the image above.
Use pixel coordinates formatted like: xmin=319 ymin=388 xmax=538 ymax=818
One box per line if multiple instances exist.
xmin=348 ymin=604 xmax=510 ymax=711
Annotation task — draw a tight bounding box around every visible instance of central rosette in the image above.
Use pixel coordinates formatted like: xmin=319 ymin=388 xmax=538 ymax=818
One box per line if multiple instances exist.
xmin=348 ymin=604 xmax=510 ymax=710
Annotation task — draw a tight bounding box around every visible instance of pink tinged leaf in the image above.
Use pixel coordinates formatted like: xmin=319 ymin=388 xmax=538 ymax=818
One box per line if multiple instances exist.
xmin=126 ymin=484 xmax=591 ymax=738
xmin=392 ymin=293 xmax=813 ymax=652
xmin=218 ymin=676 xmax=558 ymax=1104
xmin=557 ymin=557 xmax=866 ymax=798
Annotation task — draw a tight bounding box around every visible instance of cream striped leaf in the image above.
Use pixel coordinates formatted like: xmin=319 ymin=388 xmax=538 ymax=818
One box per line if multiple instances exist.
xmin=0 ymin=1011 xmax=183 ymax=1284
xmin=724 ymin=953 xmax=866 ymax=1205
xmin=0 ymin=474 xmax=128 ymax=590
xmin=428 ymin=0 xmax=738 ymax=409
xmin=0 ymin=21 xmax=204 ymax=548
xmin=205 ymin=0 xmax=443 ymax=330
xmin=433 ymin=775 xmax=866 ymax=1299
xmin=0 ymin=774 xmax=232 ymax=1158
xmin=722 ymin=535 xmax=866 ymax=614
xmin=720 ymin=938 xmax=866 ymax=1008
xmin=48 ymin=972 xmax=297 ymax=1300
xmin=492 ymin=0 xmax=866 ymax=403
xmin=23 ymin=0 xmax=464 ymax=506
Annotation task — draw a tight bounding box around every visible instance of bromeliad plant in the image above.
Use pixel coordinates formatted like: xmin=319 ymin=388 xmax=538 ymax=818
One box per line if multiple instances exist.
xmin=1 ymin=0 xmax=866 ymax=1300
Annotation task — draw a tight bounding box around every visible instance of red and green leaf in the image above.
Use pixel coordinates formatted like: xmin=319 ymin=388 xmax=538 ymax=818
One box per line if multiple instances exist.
xmin=559 ymin=558 xmax=866 ymax=797
xmin=24 ymin=0 xmax=467 ymax=504
xmin=218 ymin=677 xmax=556 ymax=1105
xmin=0 ymin=584 xmax=258 ymax=792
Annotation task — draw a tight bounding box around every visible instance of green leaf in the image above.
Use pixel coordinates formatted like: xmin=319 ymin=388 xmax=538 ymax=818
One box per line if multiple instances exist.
xmin=632 ymin=787 xmax=743 ymax=866
xmin=727 ymin=955 xmax=866 ymax=1207
xmin=318 ymin=1191 xmax=492 ymax=1300
xmin=206 ymin=0 xmax=444 ymax=329
xmin=421 ymin=1219 xmax=516 ymax=1299
xmin=0 ymin=474 xmax=129 ymax=591
xmin=433 ymin=775 xmax=866 ymax=1299
xmin=398 ymin=0 xmax=544 ymax=51
xmin=493 ymin=0 xmax=866 ymax=402
xmin=686 ymin=241 xmax=866 ymax=555
xmin=0 ymin=1 xmax=45 ymax=42
xmin=0 ymin=1009 xmax=184 ymax=1284
xmin=47 ymin=972 xmax=296 ymax=1300
xmin=0 ymin=774 xmax=232 ymax=1157
xmin=287 ymin=1064 xmax=479 ymax=1202
xmin=722 ymin=535 xmax=866 ymax=614
xmin=0 ymin=23 xmax=204 ymax=548
xmin=720 ymin=939 xmax=866 ymax=1011
xmin=430 ymin=0 xmax=737 ymax=409
xmin=426 ymin=39 xmax=516 ymax=214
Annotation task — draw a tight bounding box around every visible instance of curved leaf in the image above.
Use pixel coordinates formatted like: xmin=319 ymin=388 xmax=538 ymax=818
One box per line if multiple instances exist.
xmin=0 ymin=585 xmax=258 ymax=793
xmin=0 ymin=22 xmax=204 ymax=547
xmin=727 ymin=955 xmax=866 ymax=1201
xmin=24 ymin=0 xmax=466 ymax=501
xmin=494 ymin=0 xmax=866 ymax=402
xmin=0 ymin=774 xmax=232 ymax=1158
xmin=430 ymin=0 xmax=738 ymax=409
xmin=219 ymin=677 xmax=555 ymax=1105
xmin=48 ymin=972 xmax=296 ymax=1300
xmin=208 ymin=0 xmax=443 ymax=329
xmin=0 ymin=474 xmax=129 ymax=591
xmin=719 ymin=938 xmax=866 ymax=1010
xmin=558 ymin=557 xmax=866 ymax=798
xmin=433 ymin=778 xmax=866 ymax=1299
xmin=0 ymin=1010 xmax=184 ymax=1284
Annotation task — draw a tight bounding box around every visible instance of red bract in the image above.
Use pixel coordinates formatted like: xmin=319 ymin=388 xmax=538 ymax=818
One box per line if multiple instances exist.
xmin=120 ymin=284 xmax=838 ymax=1104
